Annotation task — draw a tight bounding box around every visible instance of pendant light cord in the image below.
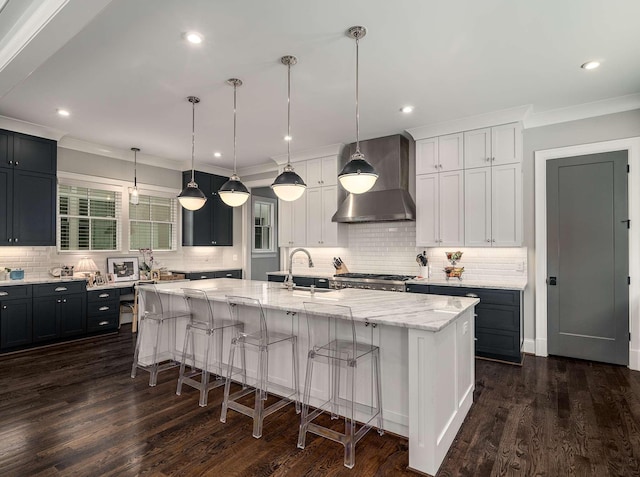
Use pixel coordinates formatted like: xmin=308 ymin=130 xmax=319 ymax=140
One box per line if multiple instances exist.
xmin=233 ymin=82 xmax=238 ymax=175
xmin=133 ymin=149 xmax=137 ymax=187
xmin=287 ymin=61 xmax=291 ymax=166
xmin=355 ymin=36 xmax=360 ymax=155
xmin=191 ymin=99 xmax=196 ymax=183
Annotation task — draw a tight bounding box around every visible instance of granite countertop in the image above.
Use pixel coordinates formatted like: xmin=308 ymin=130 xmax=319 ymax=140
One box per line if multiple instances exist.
xmin=268 ymin=270 xmax=526 ymax=291
xmin=0 ymin=277 xmax=87 ymax=287
xmin=143 ymin=279 xmax=479 ymax=332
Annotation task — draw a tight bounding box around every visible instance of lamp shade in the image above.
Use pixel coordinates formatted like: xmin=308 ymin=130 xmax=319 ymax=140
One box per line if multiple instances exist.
xmin=76 ymin=257 xmax=98 ymax=273
xmin=219 ymin=173 xmax=250 ymax=207
xmin=271 ymin=164 xmax=306 ymax=201
xmin=178 ymin=182 xmax=207 ymax=210
xmin=338 ymin=153 xmax=378 ymax=194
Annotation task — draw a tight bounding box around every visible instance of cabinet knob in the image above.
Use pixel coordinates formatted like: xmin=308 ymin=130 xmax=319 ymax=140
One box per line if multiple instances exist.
xmin=486 ymin=239 xmax=491 ymax=242
xmin=8 ymin=160 xmax=12 ymax=165
xmin=15 ymin=161 xmax=19 ymax=166
xmin=7 ymin=238 xmax=11 ymax=243
xmin=2 ymin=305 xmax=6 ymax=309
xmin=491 ymin=239 xmax=495 ymax=243
xmin=14 ymin=238 xmax=18 ymax=243
xmin=491 ymin=157 xmax=495 ymax=162
xmin=57 ymin=300 xmax=61 ymax=303
xmin=486 ymin=157 xmax=491 ymax=162
xmin=63 ymin=299 xmax=67 ymax=303
xmin=434 ymin=165 xmax=438 ymax=169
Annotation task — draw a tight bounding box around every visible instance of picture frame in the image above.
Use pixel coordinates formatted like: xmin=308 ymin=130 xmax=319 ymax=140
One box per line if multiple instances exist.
xmin=150 ymin=269 xmax=161 ymax=282
xmin=106 ymin=257 xmax=140 ymax=282
xmin=94 ymin=275 xmax=107 ymax=286
xmin=106 ymin=273 xmax=115 ymax=284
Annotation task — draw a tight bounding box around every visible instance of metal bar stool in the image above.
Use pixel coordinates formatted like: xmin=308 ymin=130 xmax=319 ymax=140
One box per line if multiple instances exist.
xmin=298 ymin=302 xmax=383 ymax=469
xmin=131 ymin=284 xmax=190 ymax=386
xmin=176 ymin=289 xmax=243 ymax=407
xmin=220 ymin=295 xmax=300 ymax=438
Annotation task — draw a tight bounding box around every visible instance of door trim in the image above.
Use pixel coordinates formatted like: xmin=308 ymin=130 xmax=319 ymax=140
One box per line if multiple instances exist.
xmin=534 ymin=137 xmax=640 ymax=369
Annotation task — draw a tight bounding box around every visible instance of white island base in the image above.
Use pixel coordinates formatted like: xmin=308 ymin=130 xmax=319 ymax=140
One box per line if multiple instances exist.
xmin=136 ymin=280 xmax=478 ymax=476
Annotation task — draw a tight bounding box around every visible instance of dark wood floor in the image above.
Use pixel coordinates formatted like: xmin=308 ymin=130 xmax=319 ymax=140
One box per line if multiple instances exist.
xmin=1 ymin=329 xmax=640 ymax=477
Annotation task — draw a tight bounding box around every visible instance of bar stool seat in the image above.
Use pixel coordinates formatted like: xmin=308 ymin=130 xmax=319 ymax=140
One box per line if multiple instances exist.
xmin=131 ymin=284 xmax=190 ymax=386
xmin=298 ymin=302 xmax=383 ymax=469
xmin=176 ymin=289 xmax=242 ymax=407
xmin=220 ymin=295 xmax=300 ymax=439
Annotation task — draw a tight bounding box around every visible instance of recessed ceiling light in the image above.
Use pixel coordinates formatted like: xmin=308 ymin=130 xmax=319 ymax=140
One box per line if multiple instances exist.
xmin=57 ymin=108 xmax=70 ymax=117
xmin=401 ymin=106 xmax=414 ymax=113
xmin=581 ymin=60 xmax=600 ymax=70
xmin=184 ymin=32 xmax=203 ymax=44
xmin=284 ymin=135 xmax=292 ymax=141
xmin=213 ymin=152 xmax=222 ymax=158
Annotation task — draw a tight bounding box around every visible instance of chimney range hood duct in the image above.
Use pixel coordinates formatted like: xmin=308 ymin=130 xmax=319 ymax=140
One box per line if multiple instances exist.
xmin=332 ymin=134 xmax=416 ymax=223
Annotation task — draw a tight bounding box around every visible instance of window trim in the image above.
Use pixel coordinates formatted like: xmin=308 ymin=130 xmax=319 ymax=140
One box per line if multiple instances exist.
xmin=128 ymin=193 xmax=178 ymax=252
xmin=252 ymin=197 xmax=277 ymax=255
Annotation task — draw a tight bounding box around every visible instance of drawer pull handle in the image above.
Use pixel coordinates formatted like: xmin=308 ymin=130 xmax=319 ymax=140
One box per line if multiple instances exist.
xmin=99 ymin=293 xmax=110 ymax=298
xmin=200 ymin=276 xmax=208 ymax=279
xmin=99 ymin=306 xmax=110 ymax=311
xmin=0 ymin=292 xmax=8 ymax=297
xmin=99 ymin=321 xmax=109 ymax=326
xmin=225 ymin=274 xmax=233 ymax=277
xmin=55 ymin=287 xmax=68 ymax=292
xmin=318 ymin=279 xmax=326 ymax=283
xmin=466 ymin=293 xmax=479 ymax=298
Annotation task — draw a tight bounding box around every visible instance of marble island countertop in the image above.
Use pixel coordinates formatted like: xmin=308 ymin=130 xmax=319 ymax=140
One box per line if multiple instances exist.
xmin=144 ymin=278 xmax=479 ymax=332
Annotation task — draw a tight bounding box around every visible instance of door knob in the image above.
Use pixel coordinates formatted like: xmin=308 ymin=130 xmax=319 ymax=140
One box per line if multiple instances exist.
xmin=548 ymin=277 xmax=557 ymax=286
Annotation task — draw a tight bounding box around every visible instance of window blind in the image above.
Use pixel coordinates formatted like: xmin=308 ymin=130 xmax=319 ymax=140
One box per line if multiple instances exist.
xmin=129 ymin=194 xmax=177 ymax=251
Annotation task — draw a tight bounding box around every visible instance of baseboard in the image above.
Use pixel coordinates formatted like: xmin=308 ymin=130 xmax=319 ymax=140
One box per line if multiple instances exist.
xmin=630 ymin=348 xmax=640 ymax=371
xmin=523 ymin=339 xmax=535 ymax=354
xmin=535 ymin=338 xmax=548 ymax=357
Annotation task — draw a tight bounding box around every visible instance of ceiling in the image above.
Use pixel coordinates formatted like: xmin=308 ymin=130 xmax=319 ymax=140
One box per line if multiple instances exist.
xmin=0 ymin=0 xmax=639 ymax=172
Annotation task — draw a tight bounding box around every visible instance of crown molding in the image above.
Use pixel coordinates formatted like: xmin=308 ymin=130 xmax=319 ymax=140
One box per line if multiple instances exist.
xmin=271 ymin=143 xmax=343 ymax=165
xmin=238 ymin=161 xmax=279 ymax=176
xmin=0 ymin=114 xmax=67 ymax=140
xmin=523 ymin=93 xmax=640 ymax=129
xmin=406 ymin=105 xmax=531 ymax=140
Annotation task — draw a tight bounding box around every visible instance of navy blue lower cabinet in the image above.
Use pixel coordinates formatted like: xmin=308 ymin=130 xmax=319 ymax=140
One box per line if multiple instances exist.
xmin=0 ymin=297 xmax=32 ymax=350
xmin=406 ymin=284 xmax=522 ymax=364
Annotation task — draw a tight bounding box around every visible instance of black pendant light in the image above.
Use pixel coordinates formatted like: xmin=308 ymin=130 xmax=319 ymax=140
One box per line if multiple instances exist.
xmin=219 ymin=79 xmax=250 ymax=207
xmin=338 ymin=26 xmax=378 ymax=194
xmin=130 ymin=147 xmax=140 ymax=205
xmin=178 ymin=96 xmax=207 ymax=211
xmin=271 ymin=55 xmax=306 ymax=201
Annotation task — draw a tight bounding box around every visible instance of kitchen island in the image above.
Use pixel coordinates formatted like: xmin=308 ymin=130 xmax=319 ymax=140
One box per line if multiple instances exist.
xmin=136 ymin=279 xmax=479 ymax=475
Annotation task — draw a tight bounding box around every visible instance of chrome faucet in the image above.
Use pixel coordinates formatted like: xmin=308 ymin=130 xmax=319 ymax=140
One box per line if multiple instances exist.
xmin=286 ymin=248 xmax=314 ymax=290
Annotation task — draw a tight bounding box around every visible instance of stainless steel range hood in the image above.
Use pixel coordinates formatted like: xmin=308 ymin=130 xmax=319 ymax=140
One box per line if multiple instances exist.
xmin=332 ymin=134 xmax=416 ymax=222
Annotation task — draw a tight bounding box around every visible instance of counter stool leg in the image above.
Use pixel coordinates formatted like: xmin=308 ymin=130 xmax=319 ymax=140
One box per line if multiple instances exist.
xmin=292 ymin=336 xmax=300 ymax=413
xmin=344 ymin=361 xmax=356 ymax=469
xmin=131 ymin=317 xmax=145 ymax=378
xmin=220 ymin=338 xmax=237 ymax=423
xmin=374 ymin=348 xmax=384 ymax=435
xmin=200 ymin=330 xmax=213 ymax=407
xmin=297 ymin=351 xmax=315 ymax=449
xmin=331 ymin=352 xmax=340 ymax=419
xmin=253 ymin=346 xmax=267 ymax=438
xmin=176 ymin=323 xmax=191 ymax=396
xmin=149 ymin=319 xmax=163 ymax=387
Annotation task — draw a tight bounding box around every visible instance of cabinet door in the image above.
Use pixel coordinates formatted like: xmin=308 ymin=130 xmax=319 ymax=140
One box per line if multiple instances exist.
xmin=438 ymin=133 xmax=464 ymax=172
xmin=33 ymin=296 xmax=59 ymax=342
xmin=291 ymin=192 xmax=307 ymax=246
xmin=0 ymin=129 xmax=12 ymax=170
xmin=491 ymin=123 xmax=522 ymax=165
xmin=12 ymin=133 xmax=56 ymax=174
xmin=464 ymin=127 xmax=491 ymax=169
xmin=60 ymin=293 xmax=86 ymax=337
xmin=306 ymin=159 xmax=323 ymax=187
xmin=439 ymin=170 xmax=464 ymax=245
xmin=0 ymin=298 xmax=32 ymax=350
xmin=278 ymin=199 xmax=293 ymax=247
xmin=0 ymin=167 xmax=12 ymax=244
xmin=416 ymin=174 xmax=439 ymax=246
xmin=182 ymin=171 xmax=210 ymax=246
xmin=416 ymin=138 xmax=439 ymax=175
xmin=211 ymin=174 xmax=233 ymax=246
xmin=306 ymin=188 xmax=323 ymax=246
xmin=321 ymin=156 xmax=337 ymax=186
xmin=464 ymin=167 xmax=492 ymax=246
xmin=320 ymin=185 xmax=339 ymax=245
xmin=12 ymin=170 xmax=55 ymax=246
xmin=492 ymin=163 xmax=522 ymax=246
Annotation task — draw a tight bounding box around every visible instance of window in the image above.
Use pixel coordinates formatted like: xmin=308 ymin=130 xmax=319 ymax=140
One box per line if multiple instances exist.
xmin=254 ymin=200 xmax=275 ymax=252
xmin=129 ymin=194 xmax=177 ymax=251
xmin=58 ymin=185 xmax=121 ymax=251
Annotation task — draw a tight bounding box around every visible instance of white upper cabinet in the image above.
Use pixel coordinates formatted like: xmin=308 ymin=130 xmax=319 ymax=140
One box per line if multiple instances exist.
xmin=416 ymin=133 xmax=463 ymax=175
xmin=491 ymin=163 xmax=522 ymax=246
xmin=464 ymin=123 xmax=522 ymax=169
xmin=464 ymin=167 xmax=492 ymax=246
xmin=306 ymin=156 xmax=337 ymax=187
xmin=416 ymin=171 xmax=464 ymax=247
xmin=306 ymin=185 xmax=343 ymax=246
xmin=279 ymin=192 xmax=307 ymax=247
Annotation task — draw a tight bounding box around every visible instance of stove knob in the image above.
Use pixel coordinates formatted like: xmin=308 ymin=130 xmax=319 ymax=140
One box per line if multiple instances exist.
xmin=364 ymin=285 xmax=371 ymax=289
xmin=380 ymin=287 xmax=387 ymax=291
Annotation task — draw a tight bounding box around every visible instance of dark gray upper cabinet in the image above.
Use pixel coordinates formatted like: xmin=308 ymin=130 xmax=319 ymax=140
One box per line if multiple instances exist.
xmin=0 ymin=129 xmax=57 ymax=246
xmin=182 ymin=170 xmax=233 ymax=246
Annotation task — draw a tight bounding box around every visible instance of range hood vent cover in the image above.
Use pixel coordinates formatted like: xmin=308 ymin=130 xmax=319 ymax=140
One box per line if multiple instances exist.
xmin=332 ymin=134 xmax=415 ymax=223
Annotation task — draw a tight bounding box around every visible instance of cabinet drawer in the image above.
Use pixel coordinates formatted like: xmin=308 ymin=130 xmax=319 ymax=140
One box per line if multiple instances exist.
xmin=405 ymin=284 xmax=429 ymax=294
xmin=476 ymin=304 xmax=519 ymax=332
xmin=87 ymin=314 xmax=118 ymax=332
xmin=476 ymin=327 xmax=521 ymax=362
xmin=293 ymin=276 xmax=315 ymax=287
xmin=268 ymin=275 xmax=286 ymax=283
xmin=429 ymin=285 xmax=519 ymax=306
xmin=88 ymin=289 xmax=119 ymax=302
xmin=0 ymin=284 xmax=32 ymax=300
xmin=214 ymin=269 xmax=242 ymax=279
xmin=188 ymin=272 xmax=217 ymax=280
xmin=87 ymin=300 xmax=119 ymax=317
xmin=315 ymin=278 xmax=330 ymax=289
xmin=33 ymin=281 xmax=86 ymax=296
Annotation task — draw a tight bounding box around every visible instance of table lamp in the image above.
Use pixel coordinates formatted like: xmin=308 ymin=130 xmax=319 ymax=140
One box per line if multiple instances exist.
xmin=75 ymin=257 xmax=98 ymax=279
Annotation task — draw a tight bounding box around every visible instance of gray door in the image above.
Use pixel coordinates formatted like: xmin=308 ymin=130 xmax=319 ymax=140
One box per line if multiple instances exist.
xmin=547 ymin=151 xmax=629 ymax=365
xmin=250 ymin=187 xmax=279 ymax=281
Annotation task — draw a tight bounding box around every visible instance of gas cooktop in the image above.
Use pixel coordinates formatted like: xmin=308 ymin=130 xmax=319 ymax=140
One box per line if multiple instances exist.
xmin=329 ymin=273 xmax=416 ymax=292
xmin=333 ymin=273 xmax=416 ymax=281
